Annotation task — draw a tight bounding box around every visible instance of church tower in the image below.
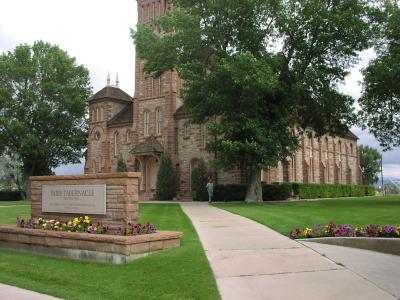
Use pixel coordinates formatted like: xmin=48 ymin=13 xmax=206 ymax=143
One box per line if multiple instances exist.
xmin=132 ymin=0 xmax=183 ymax=199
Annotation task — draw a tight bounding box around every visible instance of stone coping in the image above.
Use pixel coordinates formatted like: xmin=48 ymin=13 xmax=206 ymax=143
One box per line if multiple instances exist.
xmin=0 ymin=226 xmax=181 ymax=245
xmin=30 ymin=172 xmax=140 ymax=181
xmin=300 ymin=237 xmax=400 ymax=256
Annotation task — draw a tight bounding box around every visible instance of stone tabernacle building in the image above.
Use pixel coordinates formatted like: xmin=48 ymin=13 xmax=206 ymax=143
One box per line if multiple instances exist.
xmin=84 ymin=0 xmax=362 ymax=201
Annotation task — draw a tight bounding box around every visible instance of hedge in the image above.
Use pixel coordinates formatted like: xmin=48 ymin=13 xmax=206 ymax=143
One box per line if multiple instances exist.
xmin=214 ymin=184 xmax=247 ymax=202
xmin=297 ymin=183 xmax=375 ymax=199
xmin=0 ymin=191 xmax=22 ymax=201
xmin=212 ymin=183 xmax=375 ymax=201
xmin=262 ymin=183 xmax=292 ymax=201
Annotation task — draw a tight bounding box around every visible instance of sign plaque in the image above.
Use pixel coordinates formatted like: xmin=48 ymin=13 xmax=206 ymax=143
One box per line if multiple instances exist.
xmin=42 ymin=185 xmax=106 ymax=215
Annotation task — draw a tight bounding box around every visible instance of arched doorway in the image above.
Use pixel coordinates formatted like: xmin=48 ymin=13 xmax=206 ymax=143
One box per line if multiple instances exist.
xmin=133 ymin=158 xmax=144 ymax=191
xmin=189 ymin=158 xmax=200 ymax=191
xmin=146 ymin=156 xmax=160 ymax=191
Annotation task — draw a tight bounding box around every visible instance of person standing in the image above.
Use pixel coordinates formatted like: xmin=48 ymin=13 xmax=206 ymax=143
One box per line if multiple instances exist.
xmin=206 ymin=178 xmax=213 ymax=203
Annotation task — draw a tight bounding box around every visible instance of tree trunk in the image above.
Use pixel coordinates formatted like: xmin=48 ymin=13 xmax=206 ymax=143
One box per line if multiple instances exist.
xmin=245 ymin=168 xmax=262 ymax=202
xmin=24 ymin=177 xmax=31 ymax=200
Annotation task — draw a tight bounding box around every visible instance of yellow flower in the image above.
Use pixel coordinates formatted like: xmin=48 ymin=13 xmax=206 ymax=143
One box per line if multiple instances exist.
xmin=85 ymin=216 xmax=89 ymax=220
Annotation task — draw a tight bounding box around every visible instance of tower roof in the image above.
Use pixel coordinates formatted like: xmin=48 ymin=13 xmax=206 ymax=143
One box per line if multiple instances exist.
xmin=107 ymin=103 xmax=134 ymax=127
xmin=88 ymin=86 xmax=133 ymax=103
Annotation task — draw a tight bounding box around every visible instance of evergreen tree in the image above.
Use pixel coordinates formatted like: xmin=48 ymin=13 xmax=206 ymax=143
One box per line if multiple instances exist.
xmin=116 ymin=155 xmax=128 ymax=172
xmin=155 ymin=154 xmax=177 ymax=200
xmin=191 ymin=159 xmax=209 ymax=202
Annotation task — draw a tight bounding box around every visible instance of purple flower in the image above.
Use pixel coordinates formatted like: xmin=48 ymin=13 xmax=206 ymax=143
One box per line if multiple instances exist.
xmin=382 ymin=225 xmax=397 ymax=237
xmin=335 ymin=224 xmax=356 ymax=237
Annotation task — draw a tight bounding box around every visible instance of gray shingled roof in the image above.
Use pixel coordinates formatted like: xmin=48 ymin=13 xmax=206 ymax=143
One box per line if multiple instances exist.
xmin=107 ymin=103 xmax=133 ymax=127
xmin=89 ymin=86 xmax=133 ymax=103
xmin=174 ymin=104 xmax=191 ymax=119
xmin=131 ymin=136 xmax=164 ymax=155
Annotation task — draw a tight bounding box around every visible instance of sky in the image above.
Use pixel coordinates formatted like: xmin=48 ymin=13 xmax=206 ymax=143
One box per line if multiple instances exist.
xmin=0 ymin=0 xmax=399 ymax=177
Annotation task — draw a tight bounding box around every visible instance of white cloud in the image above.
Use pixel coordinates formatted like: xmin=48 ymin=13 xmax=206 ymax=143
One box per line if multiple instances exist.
xmin=0 ymin=0 xmax=137 ymax=95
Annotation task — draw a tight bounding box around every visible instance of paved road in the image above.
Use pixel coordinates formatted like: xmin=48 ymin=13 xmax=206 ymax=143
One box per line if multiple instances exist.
xmin=181 ymin=202 xmax=396 ymax=300
xmin=301 ymin=241 xmax=400 ymax=299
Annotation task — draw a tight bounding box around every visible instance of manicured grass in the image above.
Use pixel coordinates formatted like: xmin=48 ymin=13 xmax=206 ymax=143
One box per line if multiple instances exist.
xmin=0 ymin=200 xmax=30 ymax=226
xmin=0 ymin=203 xmax=220 ymax=300
xmin=215 ymin=196 xmax=400 ymax=236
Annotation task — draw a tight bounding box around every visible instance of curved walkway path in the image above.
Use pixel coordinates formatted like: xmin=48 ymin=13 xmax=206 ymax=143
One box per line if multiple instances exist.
xmin=0 ymin=283 xmax=60 ymax=300
xmin=181 ymin=202 xmax=396 ymax=300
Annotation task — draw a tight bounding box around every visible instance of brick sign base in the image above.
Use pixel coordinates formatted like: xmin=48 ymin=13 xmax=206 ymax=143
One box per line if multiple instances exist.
xmin=0 ymin=172 xmax=183 ymax=263
xmin=30 ymin=173 xmax=140 ymax=230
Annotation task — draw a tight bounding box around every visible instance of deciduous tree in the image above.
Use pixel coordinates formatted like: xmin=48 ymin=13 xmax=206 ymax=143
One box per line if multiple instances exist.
xmin=359 ymin=145 xmax=382 ymax=185
xmin=359 ymin=2 xmax=400 ymax=150
xmin=132 ymin=0 xmax=377 ymax=201
xmin=0 ymin=41 xmax=91 ymax=195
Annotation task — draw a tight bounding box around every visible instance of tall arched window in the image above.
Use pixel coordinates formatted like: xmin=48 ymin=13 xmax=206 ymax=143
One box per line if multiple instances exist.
xmin=156 ymin=109 xmax=162 ymax=135
xmin=144 ymin=111 xmax=150 ymax=136
xmin=202 ymin=124 xmax=207 ymax=148
xmin=291 ymin=156 xmax=296 ymax=182
xmin=126 ymin=129 xmax=131 ymax=143
xmin=184 ymin=123 xmax=189 ymax=138
xmin=114 ymin=131 xmax=119 ymax=156
xmin=325 ymin=137 xmax=329 ymax=161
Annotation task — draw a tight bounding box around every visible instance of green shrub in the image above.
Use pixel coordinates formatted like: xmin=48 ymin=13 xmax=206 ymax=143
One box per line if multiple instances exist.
xmin=0 ymin=191 xmax=22 ymax=201
xmin=366 ymin=185 xmax=375 ymax=196
xmin=209 ymin=182 xmax=374 ymax=201
xmin=155 ymin=154 xmax=177 ymax=201
xmin=116 ymin=154 xmax=128 ymax=172
xmin=296 ymin=183 xmax=375 ymax=199
xmin=191 ymin=159 xmax=209 ymax=202
xmin=214 ymin=184 xmax=247 ymax=202
xmin=262 ymin=183 xmax=292 ymax=201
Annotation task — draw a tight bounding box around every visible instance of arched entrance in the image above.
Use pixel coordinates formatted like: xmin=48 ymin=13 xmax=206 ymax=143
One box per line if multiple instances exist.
xmin=146 ymin=156 xmax=160 ymax=191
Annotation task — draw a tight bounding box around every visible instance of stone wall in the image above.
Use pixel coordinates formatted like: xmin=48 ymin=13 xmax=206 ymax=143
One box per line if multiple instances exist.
xmin=263 ymin=132 xmax=362 ymax=185
xmin=30 ymin=173 xmax=139 ymax=230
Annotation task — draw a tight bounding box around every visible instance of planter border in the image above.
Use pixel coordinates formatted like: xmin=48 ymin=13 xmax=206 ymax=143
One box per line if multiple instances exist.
xmin=0 ymin=226 xmax=183 ymax=264
xmin=299 ymin=237 xmax=400 ymax=256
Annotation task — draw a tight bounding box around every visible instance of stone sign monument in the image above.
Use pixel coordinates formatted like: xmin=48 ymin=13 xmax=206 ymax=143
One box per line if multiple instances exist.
xmin=42 ymin=185 xmax=106 ymax=215
xmin=30 ymin=173 xmax=140 ymax=230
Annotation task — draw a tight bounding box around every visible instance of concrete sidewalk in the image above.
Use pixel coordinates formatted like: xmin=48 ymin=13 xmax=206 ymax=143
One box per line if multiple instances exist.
xmin=301 ymin=241 xmax=400 ymax=299
xmin=181 ymin=202 xmax=395 ymax=300
xmin=0 ymin=283 xmax=60 ymax=300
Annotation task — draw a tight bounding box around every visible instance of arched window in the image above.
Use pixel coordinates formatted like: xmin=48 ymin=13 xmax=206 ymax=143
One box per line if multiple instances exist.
xmin=156 ymin=109 xmax=162 ymax=135
xmin=338 ymin=140 xmax=342 ymax=162
xmin=144 ymin=111 xmax=150 ymax=136
xmin=114 ymin=131 xmax=119 ymax=156
xmin=350 ymin=143 xmax=353 ymax=155
xmin=184 ymin=123 xmax=189 ymax=138
xmin=325 ymin=137 xmax=329 ymax=161
xmin=126 ymin=129 xmax=131 ymax=143
xmin=291 ymin=156 xmax=296 ymax=182
xmin=309 ymin=134 xmax=313 ymax=157
xmin=202 ymin=123 xmax=207 ymax=148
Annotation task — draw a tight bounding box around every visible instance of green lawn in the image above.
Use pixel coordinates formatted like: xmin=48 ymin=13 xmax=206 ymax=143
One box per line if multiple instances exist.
xmin=0 ymin=202 xmax=220 ymax=300
xmin=215 ymin=196 xmax=400 ymax=236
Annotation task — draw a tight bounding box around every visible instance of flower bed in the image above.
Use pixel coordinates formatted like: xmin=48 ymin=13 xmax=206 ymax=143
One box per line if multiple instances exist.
xmin=16 ymin=216 xmax=157 ymax=236
xmin=289 ymin=221 xmax=400 ymax=239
